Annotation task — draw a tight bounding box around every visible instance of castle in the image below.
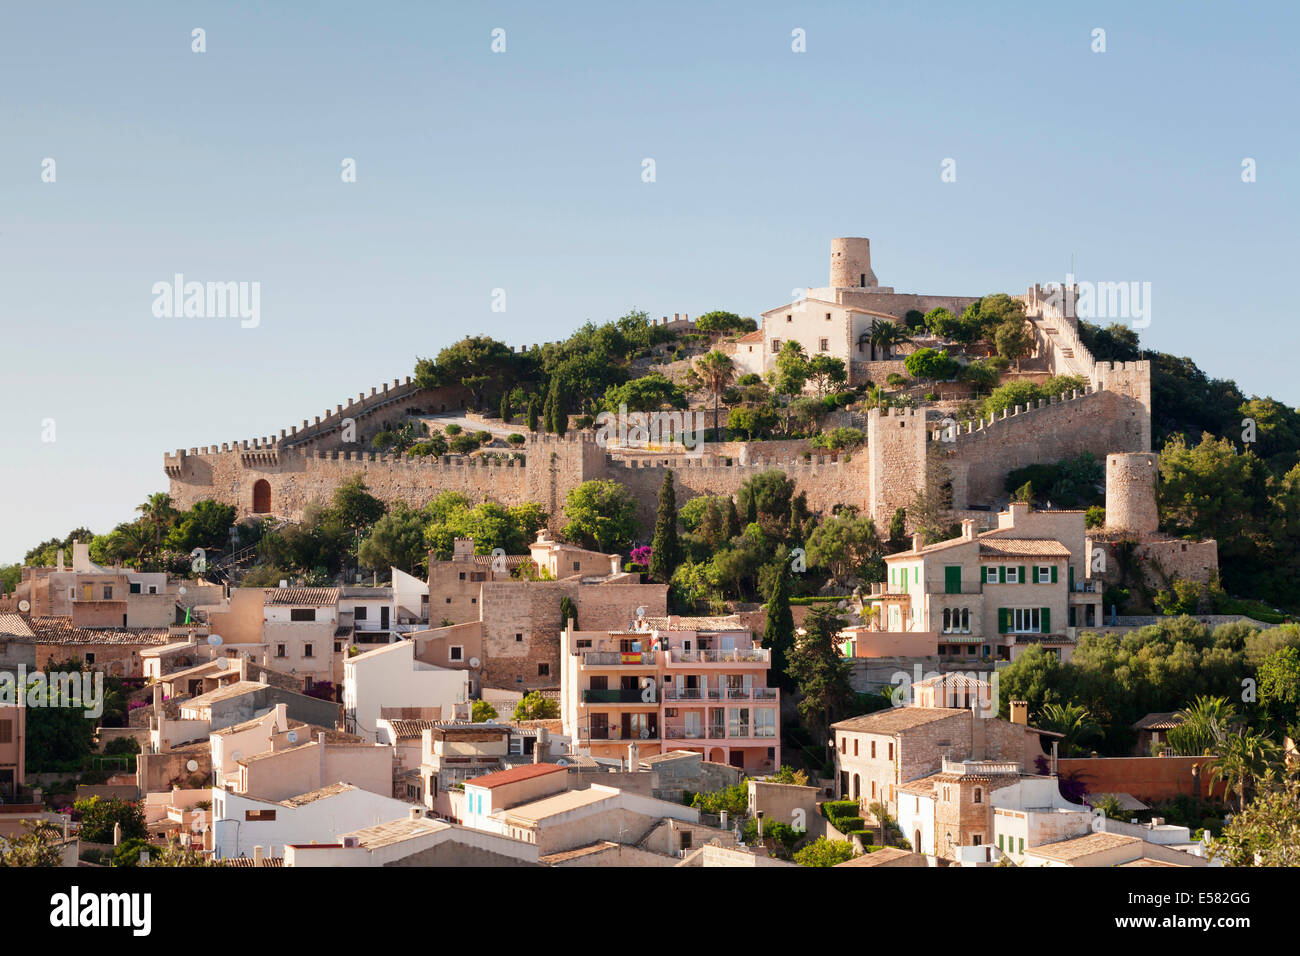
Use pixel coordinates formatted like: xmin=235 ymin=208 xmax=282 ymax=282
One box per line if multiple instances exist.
xmin=163 ymin=238 xmax=1159 ymax=545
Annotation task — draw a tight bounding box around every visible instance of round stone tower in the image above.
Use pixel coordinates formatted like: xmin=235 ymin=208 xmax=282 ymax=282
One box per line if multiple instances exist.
xmin=1105 ymin=452 xmax=1158 ymax=534
xmin=830 ymin=237 xmax=878 ymax=289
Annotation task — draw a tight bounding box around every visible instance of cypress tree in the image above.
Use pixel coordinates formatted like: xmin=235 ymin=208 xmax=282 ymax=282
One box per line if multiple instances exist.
xmin=764 ymin=560 xmax=796 ymax=692
xmin=648 ymin=469 xmax=681 ymax=584
xmin=724 ymin=497 xmax=742 ymax=540
xmin=552 ymin=380 xmax=568 ymax=437
xmin=500 ymin=393 xmax=512 ymax=424
xmin=527 ymin=398 xmax=539 ymax=432
xmin=543 ymin=382 xmax=557 ymax=433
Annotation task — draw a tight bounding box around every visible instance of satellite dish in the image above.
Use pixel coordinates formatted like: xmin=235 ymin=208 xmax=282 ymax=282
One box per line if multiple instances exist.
xmin=635 ymin=606 xmax=647 ymax=619
xmin=215 ymin=658 xmax=228 ymax=670
xmin=286 ymin=730 xmax=299 ymax=744
xmin=178 ymin=586 xmax=187 ymax=595
xmin=231 ymin=751 xmax=243 ymax=762
xmin=17 ymin=599 xmax=30 ymax=613
xmin=208 ymin=634 xmax=224 ymax=647
xmin=185 ymin=760 xmax=199 ymax=772
xmin=468 ymin=657 xmax=481 ymax=669
xmin=639 ymin=729 xmax=650 ymax=740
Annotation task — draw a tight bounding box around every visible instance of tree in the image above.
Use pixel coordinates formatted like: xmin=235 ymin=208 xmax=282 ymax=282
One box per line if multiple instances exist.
xmin=75 ymin=796 xmax=146 ymax=844
xmin=793 ymin=836 xmax=857 ymax=867
xmin=763 ymin=561 xmax=796 ymax=692
xmin=806 ymin=355 xmax=847 ymax=397
xmin=136 ymin=492 xmax=177 ymax=552
xmin=600 ymin=373 xmax=688 ymax=414
xmin=724 ymin=497 xmax=742 ymax=540
xmin=1206 ymin=732 xmax=1281 ymax=813
xmin=358 ymin=505 xmax=428 ymax=575
xmin=695 ymin=350 xmax=736 ymax=439
xmin=142 ymin=840 xmax=224 ymax=866
xmin=559 ymin=595 xmax=578 ymax=630
xmin=471 ymin=700 xmax=498 ymax=722
xmin=0 ymin=820 xmax=65 ymax=867
xmin=806 ymin=513 xmax=883 ymax=584
xmin=1211 ymin=777 xmax=1300 ymax=866
xmin=786 ymin=605 xmax=855 ymax=742
xmin=329 ymin=477 xmax=387 ymax=541
xmin=994 ymin=319 xmax=1033 ymax=370
xmin=562 ymin=480 xmax=640 ymax=554
xmin=768 ymin=341 xmax=809 ymax=432
xmin=527 ymin=397 xmax=540 ymax=432
xmin=904 ymin=348 xmax=959 ymax=386
xmin=649 ymin=470 xmax=681 ymax=584
xmin=1257 ymin=646 xmax=1300 ymax=734
xmin=499 ymin=392 xmax=512 ymax=424
xmin=1035 ymin=702 xmax=1101 ymax=756
xmin=513 ymin=691 xmax=559 ymax=721
xmin=694 ymin=310 xmax=756 ymax=338
xmin=1165 ymin=695 xmax=1235 ymax=756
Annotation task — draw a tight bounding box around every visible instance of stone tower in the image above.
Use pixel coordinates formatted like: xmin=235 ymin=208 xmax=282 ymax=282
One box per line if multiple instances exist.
xmin=1105 ymin=452 xmax=1158 ymax=535
xmin=867 ymin=407 xmax=928 ymax=527
xmin=830 ymin=237 xmax=879 ymax=289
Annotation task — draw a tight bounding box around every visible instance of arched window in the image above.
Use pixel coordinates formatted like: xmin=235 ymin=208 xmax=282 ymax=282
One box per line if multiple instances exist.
xmin=974 ymin=788 xmax=982 ymax=804
xmin=252 ymin=479 xmax=272 ymax=514
xmin=942 ymin=608 xmax=951 ymax=633
xmin=960 ymin=608 xmax=970 ymax=632
xmin=852 ymin=774 xmax=860 ymax=800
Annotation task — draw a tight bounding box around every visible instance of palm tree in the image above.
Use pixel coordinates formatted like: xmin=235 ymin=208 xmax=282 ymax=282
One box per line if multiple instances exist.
xmin=1036 ymin=702 xmax=1101 ymax=756
xmin=1166 ymin=695 xmax=1236 ymax=756
xmin=1207 ymin=732 xmax=1281 ymax=813
xmin=136 ymin=493 xmax=176 ymax=552
xmin=866 ymin=319 xmax=913 ymax=361
xmin=694 ymin=350 xmax=735 ymax=441
xmin=117 ymin=522 xmax=154 ymax=567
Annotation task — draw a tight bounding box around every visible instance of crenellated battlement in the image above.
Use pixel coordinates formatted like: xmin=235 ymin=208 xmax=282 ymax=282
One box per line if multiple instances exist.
xmin=930 ymin=385 xmax=1097 ymax=447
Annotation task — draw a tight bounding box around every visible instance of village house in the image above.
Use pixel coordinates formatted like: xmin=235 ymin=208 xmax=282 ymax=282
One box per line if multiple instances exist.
xmin=867 ymin=502 xmax=1104 ymax=663
xmin=342 ymin=636 xmax=470 ymax=742
xmin=284 ymin=809 xmax=540 ymax=867
xmin=561 ymin=614 xmax=780 ymax=773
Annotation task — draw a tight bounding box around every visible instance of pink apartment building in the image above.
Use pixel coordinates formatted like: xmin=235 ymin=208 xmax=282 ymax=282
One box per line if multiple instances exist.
xmin=561 ymin=614 xmax=780 ymax=773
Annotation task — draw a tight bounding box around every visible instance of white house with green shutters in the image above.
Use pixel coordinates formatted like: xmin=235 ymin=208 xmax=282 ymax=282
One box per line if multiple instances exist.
xmin=879 ymin=503 xmax=1102 ymax=663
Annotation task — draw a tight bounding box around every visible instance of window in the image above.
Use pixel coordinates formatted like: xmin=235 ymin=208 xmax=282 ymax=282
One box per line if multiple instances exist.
xmin=974 ymin=788 xmax=982 ymax=803
xmin=471 ymin=571 xmax=486 ymax=582
xmin=537 ymin=663 xmax=549 ymax=677
xmin=1036 ymin=565 xmax=1051 ymax=583
xmin=754 ymin=709 xmax=777 ymax=738
xmin=276 ymin=644 xmax=287 ymax=658
xmin=245 ymin=810 xmax=276 ymax=821
xmin=449 ymin=645 xmax=464 ymax=661
xmin=819 ymin=338 xmax=829 ymax=351
xmin=0 ymin=720 xmax=11 ymax=744
xmin=825 ymin=312 xmax=832 ymax=321
xmin=291 ymin=608 xmax=316 ymax=622
xmin=944 ymin=566 xmax=962 ymax=594
xmin=446 ymin=597 xmax=452 ymax=604
xmin=1005 ymin=567 xmax=1019 ymax=584
xmin=102 ymin=586 xmax=113 ymax=600
xmin=130 ymin=582 xmax=141 ymax=594
xmin=334 ymin=642 xmax=342 ymax=653
xmin=148 ymin=585 xmax=158 ymax=594
xmin=870 ymin=740 xmax=876 ymax=759
xmin=515 ymin=633 xmax=524 ymax=643
xmin=304 ymin=644 xmax=314 ymax=658
xmin=853 ymin=739 xmax=858 ymax=756
xmin=972 ymin=834 xmax=982 ymax=846
xmin=85 ymin=653 xmax=95 ymax=665
xmin=840 ymin=737 xmax=846 ymax=754
xmin=888 ymin=743 xmax=894 ymax=761
xmin=985 ymin=566 xmax=998 ymax=584
xmin=771 ymin=339 xmax=781 ymax=353
xmin=785 ymin=315 xmax=792 ymax=323
xmin=1012 ymin=607 xmax=1042 ymax=633
xmin=354 ymin=606 xmax=367 ymax=620
xmin=458 ymin=572 xmax=466 ymax=580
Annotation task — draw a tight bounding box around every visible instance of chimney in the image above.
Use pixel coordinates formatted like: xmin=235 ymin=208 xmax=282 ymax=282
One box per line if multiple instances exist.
xmin=628 ymin=741 xmax=640 ymax=771
xmin=534 ymin=727 xmax=548 ymax=764
xmin=56 ymin=548 xmax=65 ymax=572
xmin=912 ymin=533 xmax=923 ymax=553
xmin=971 ymin=709 xmax=986 ymax=760
xmin=274 ymin=702 xmax=288 ymax=732
xmin=237 ymin=657 xmax=248 ymax=681
xmin=756 ymin=810 xmax=765 ymax=839
xmin=720 ymin=810 xmax=728 ymax=830
xmin=253 ymin=845 xmax=264 ymax=865
xmin=1010 ymin=700 xmax=1028 ymax=726
xmin=961 ymin=519 xmax=975 ymax=540
xmin=609 ymin=554 xmax=621 ymax=575
xmin=153 ymin=683 xmax=163 ymax=713
xmin=409 ymin=806 xmax=422 ymax=821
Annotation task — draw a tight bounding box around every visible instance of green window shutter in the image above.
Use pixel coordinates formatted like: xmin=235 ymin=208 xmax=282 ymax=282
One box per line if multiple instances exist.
xmin=1051 ymin=565 xmax=1058 ymax=584
xmin=1031 ymin=566 xmax=1039 ymax=584
xmin=945 ymin=566 xmax=961 ymax=594
xmin=1041 ymin=607 xmax=1050 ymax=633
xmin=997 ymin=609 xmax=1008 ymax=634
xmin=1019 ymin=565 xmax=1026 ymax=584
xmin=998 ymin=566 xmax=1006 ymax=584
xmin=1068 ymin=565 xmax=1074 ymax=589
xmin=914 ymin=567 xmax=919 ymax=583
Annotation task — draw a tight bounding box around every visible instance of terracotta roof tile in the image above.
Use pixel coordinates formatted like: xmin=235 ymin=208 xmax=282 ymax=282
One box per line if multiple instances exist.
xmin=831 ymin=707 xmax=968 ymax=734
xmin=263 ymin=587 xmax=340 ymax=607
xmin=463 ymin=763 xmax=567 ymax=789
xmin=27 ymin=617 xmax=172 ymax=645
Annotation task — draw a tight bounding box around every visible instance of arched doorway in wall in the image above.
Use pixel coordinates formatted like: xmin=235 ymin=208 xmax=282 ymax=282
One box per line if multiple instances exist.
xmin=252 ymin=479 xmax=272 ymax=514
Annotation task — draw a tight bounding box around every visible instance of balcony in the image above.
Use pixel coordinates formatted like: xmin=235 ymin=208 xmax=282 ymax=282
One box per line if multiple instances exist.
xmin=669 ymin=648 xmax=769 ymax=665
xmin=662 ymin=723 xmax=726 ymax=740
xmin=582 ymin=689 xmax=655 ymax=704
xmin=662 ymin=686 xmax=778 ymax=702
xmin=578 ymin=727 xmax=659 ymax=742
xmin=582 ymin=651 xmax=657 ymax=666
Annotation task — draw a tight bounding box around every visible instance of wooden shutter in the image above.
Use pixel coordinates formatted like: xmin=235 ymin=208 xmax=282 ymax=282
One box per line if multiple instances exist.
xmin=1041 ymin=607 xmax=1051 ymax=633
xmin=1031 ymin=566 xmax=1039 ymax=583
xmin=997 ymin=609 xmax=1009 ymax=634
xmin=1019 ymin=566 xmax=1026 ymax=584
xmin=945 ymin=566 xmax=961 ymax=594
xmin=998 ymin=566 xmax=1006 ymax=584
xmin=1051 ymin=565 xmax=1058 ymax=584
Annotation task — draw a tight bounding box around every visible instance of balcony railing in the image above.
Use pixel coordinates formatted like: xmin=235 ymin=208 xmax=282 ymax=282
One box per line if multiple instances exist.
xmin=670 ymin=648 xmax=769 ymax=664
xmin=661 ymin=686 xmax=778 ymax=702
xmin=582 ymin=689 xmax=654 ymax=704
xmin=662 ymin=723 xmax=727 ymax=740
xmin=578 ymin=727 xmax=659 ymax=741
xmin=582 ymin=651 xmax=657 ymax=666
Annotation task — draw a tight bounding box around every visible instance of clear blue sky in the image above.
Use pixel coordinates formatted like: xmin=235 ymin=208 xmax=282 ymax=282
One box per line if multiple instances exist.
xmin=2 ymin=0 xmax=1296 ymax=563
